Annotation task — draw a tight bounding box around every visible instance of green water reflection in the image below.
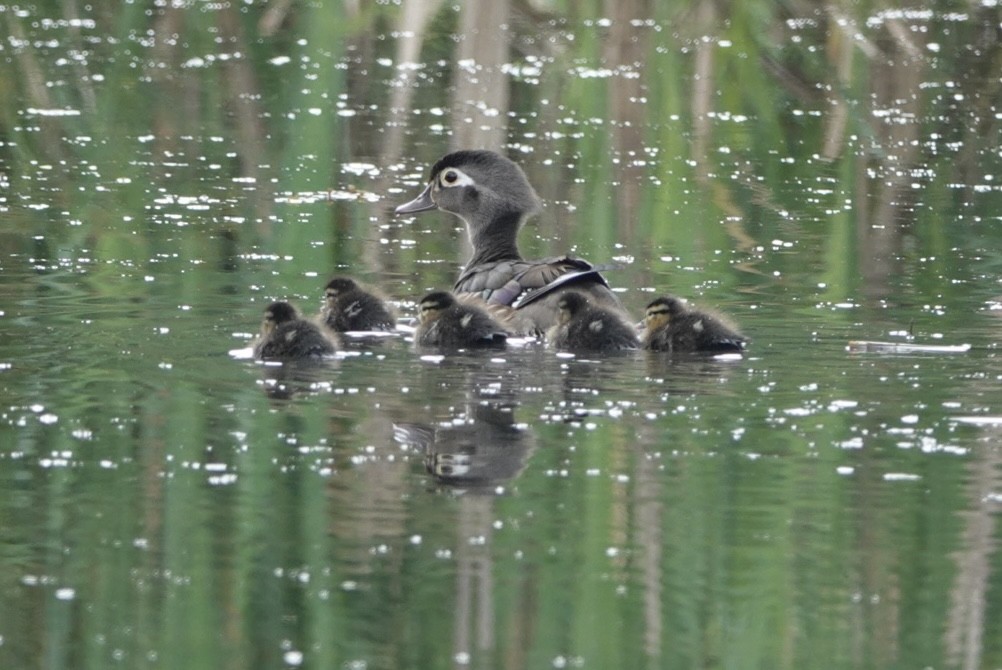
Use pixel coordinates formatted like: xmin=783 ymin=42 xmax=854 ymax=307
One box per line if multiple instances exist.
xmin=2 ymin=1 xmax=1002 ymax=669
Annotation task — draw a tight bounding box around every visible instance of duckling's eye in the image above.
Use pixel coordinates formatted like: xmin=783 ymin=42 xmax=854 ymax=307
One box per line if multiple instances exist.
xmin=443 ymin=170 xmax=458 ymax=184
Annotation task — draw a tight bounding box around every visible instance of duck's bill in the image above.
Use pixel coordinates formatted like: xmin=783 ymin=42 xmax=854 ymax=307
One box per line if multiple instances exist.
xmin=394 ymin=183 xmax=436 ymax=214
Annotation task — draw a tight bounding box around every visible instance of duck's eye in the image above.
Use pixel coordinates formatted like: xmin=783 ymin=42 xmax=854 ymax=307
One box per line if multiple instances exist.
xmin=438 ymin=168 xmax=473 ymax=188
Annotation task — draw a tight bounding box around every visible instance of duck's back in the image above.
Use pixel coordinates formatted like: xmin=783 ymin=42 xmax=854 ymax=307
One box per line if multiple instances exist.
xmin=256 ymin=321 xmax=336 ymax=360
xmin=552 ymin=307 xmax=638 ymax=352
xmin=324 ymin=291 xmax=395 ymax=332
xmin=456 ymin=256 xmax=624 ymax=333
xmin=660 ymin=312 xmax=745 ymax=353
xmin=416 ymin=305 xmax=508 ymax=348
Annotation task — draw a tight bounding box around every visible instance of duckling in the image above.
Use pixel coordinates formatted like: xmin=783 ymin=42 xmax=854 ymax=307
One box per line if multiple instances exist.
xmin=395 ymin=150 xmax=627 ymax=334
xmin=253 ymin=301 xmax=337 ymax=360
xmin=414 ymin=291 xmax=509 ymax=349
xmin=642 ymin=295 xmax=746 ymax=353
xmin=320 ymin=276 xmax=395 ymax=332
xmin=547 ymin=291 xmax=639 ymax=353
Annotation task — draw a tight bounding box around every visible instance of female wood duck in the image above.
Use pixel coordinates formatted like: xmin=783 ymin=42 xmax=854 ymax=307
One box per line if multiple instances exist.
xmin=395 ymin=150 xmax=626 ymax=334
xmin=547 ymin=291 xmax=639 ymax=353
xmin=414 ymin=290 xmax=509 ymax=349
xmin=253 ymin=301 xmax=337 ymax=360
xmin=320 ymin=276 xmax=395 ymax=332
xmin=642 ymin=295 xmax=746 ymax=353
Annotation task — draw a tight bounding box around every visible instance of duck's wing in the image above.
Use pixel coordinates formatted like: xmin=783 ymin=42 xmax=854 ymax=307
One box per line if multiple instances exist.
xmin=702 ymin=335 xmax=747 ymax=352
xmin=511 ymin=263 xmax=612 ymax=309
xmin=675 ymin=313 xmax=747 ymax=353
xmin=464 ymin=308 xmax=510 ymax=347
xmin=455 ymin=256 xmax=614 ymax=308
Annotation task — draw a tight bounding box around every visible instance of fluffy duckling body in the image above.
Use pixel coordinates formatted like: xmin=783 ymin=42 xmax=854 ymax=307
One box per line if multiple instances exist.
xmin=253 ymin=301 xmax=337 ymax=360
xmin=414 ymin=291 xmax=509 ymax=349
xmin=642 ymin=296 xmax=746 ymax=353
xmin=320 ymin=276 xmax=395 ymax=332
xmin=395 ymin=150 xmax=627 ymax=334
xmin=547 ymin=292 xmax=639 ymax=353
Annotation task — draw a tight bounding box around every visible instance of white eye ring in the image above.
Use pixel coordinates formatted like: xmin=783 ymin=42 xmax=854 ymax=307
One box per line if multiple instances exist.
xmin=438 ymin=168 xmax=475 ymax=188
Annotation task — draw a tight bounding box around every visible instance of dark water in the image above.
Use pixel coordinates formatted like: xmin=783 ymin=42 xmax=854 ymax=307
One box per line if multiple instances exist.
xmin=2 ymin=2 xmax=1002 ymax=669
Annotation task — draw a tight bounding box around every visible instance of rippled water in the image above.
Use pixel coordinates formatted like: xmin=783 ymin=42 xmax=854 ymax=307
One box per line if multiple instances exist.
xmin=3 ymin=2 xmax=1002 ymax=669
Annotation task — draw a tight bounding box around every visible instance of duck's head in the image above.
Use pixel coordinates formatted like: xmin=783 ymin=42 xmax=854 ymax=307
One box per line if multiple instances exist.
xmin=395 ymin=150 xmax=542 ymax=231
xmin=324 ymin=276 xmax=359 ymax=305
xmin=262 ymin=301 xmax=299 ymax=335
xmin=417 ymin=291 xmax=457 ymax=325
xmin=555 ymin=292 xmax=589 ymax=325
xmin=644 ymin=296 xmax=686 ymax=331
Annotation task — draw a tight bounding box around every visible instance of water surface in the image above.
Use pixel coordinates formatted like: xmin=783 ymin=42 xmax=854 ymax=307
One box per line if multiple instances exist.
xmin=2 ymin=2 xmax=1002 ymax=669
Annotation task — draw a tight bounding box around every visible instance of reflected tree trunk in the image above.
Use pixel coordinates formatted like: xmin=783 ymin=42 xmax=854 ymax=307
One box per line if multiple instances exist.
xmin=691 ymin=0 xmax=716 ymax=177
xmin=5 ymin=13 xmax=65 ymax=164
xmin=950 ymin=4 xmax=1002 ymax=189
xmin=634 ymin=445 xmax=663 ymax=663
xmin=945 ymin=426 xmax=1002 ymax=670
xmin=368 ymin=0 xmax=446 ymax=279
xmin=326 ymin=413 xmax=409 ymax=581
xmin=218 ymin=5 xmax=267 ymax=182
xmin=451 ymin=0 xmax=511 ymax=152
xmin=451 ymin=0 xmax=512 ymax=265
xmin=149 ymin=7 xmax=188 ymax=159
xmin=821 ymin=9 xmax=853 ymax=161
xmin=453 ymin=495 xmax=495 ymax=668
xmin=603 ymin=0 xmax=652 ymax=242
xmin=856 ymin=23 xmax=927 ymax=303
xmin=383 ymin=0 xmax=446 ymax=165
xmin=63 ymin=0 xmax=97 ymax=115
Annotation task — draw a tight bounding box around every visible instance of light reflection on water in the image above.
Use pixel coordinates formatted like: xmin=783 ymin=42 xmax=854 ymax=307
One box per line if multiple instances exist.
xmin=3 ymin=261 xmax=1002 ymax=667
xmin=4 ymin=1 xmax=1002 ymax=668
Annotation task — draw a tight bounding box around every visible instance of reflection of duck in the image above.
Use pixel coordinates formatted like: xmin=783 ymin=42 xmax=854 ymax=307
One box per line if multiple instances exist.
xmin=393 ymin=366 xmax=535 ymax=490
xmin=253 ymin=301 xmax=337 ymax=360
xmin=395 ymin=150 xmax=626 ymax=334
xmin=642 ymin=296 xmax=746 ymax=353
xmin=414 ymin=291 xmax=509 ymax=349
xmin=547 ymin=291 xmax=639 ymax=353
xmin=320 ymin=276 xmax=395 ymax=332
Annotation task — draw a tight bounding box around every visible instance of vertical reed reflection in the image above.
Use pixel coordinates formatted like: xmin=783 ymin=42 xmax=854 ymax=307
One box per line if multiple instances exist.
xmin=946 ymin=424 xmax=1002 ymax=670
xmin=383 ymin=0 xmax=446 ymax=164
xmin=2 ymin=4 xmax=1002 ymax=669
xmin=603 ymin=0 xmax=652 ymax=241
xmin=453 ymin=496 xmax=496 ymax=666
xmin=217 ymin=5 xmax=266 ymax=182
xmin=633 ymin=436 xmax=663 ymax=662
xmin=690 ymin=0 xmax=716 ymax=175
xmin=856 ymin=20 xmax=928 ymax=303
xmin=451 ymin=0 xmax=511 ymax=151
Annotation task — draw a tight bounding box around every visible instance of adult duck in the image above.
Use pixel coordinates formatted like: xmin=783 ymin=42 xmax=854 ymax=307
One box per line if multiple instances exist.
xmin=395 ymin=150 xmax=626 ymax=334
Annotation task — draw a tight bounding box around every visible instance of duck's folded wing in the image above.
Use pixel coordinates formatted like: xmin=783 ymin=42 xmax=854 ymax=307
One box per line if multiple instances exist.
xmin=511 ymin=263 xmax=612 ymax=309
xmin=455 ymin=256 xmax=610 ymax=307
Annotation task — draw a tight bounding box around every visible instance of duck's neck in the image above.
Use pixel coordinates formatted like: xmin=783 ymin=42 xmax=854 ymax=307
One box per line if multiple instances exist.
xmin=465 ymin=211 xmax=524 ymax=266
